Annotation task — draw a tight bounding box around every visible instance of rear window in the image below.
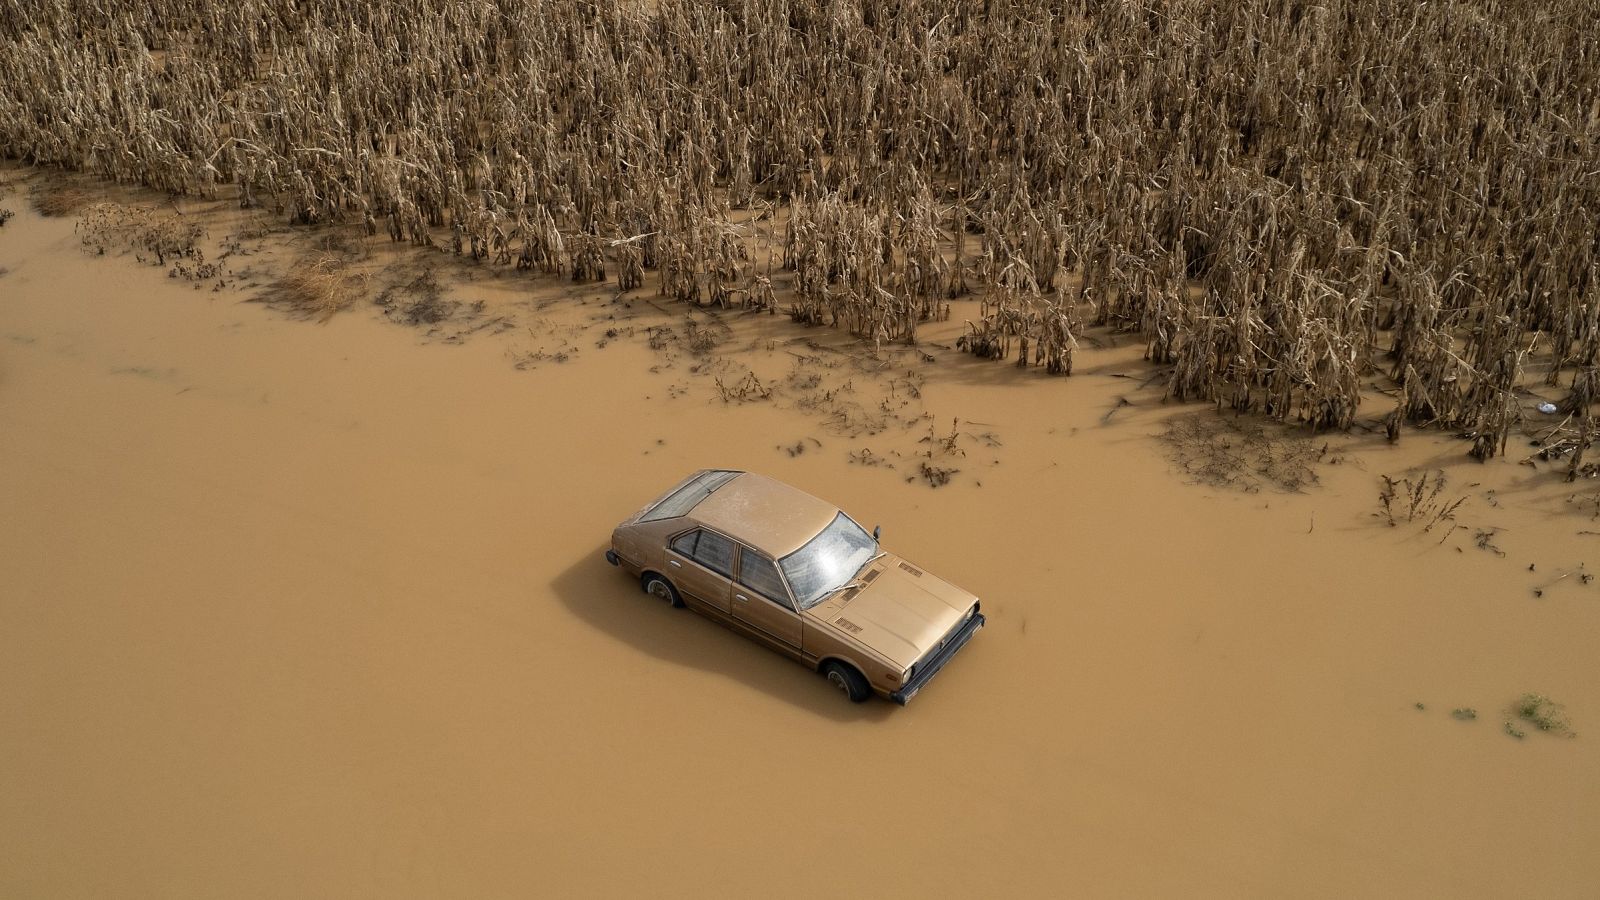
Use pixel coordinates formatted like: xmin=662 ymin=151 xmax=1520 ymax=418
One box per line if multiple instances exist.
xmin=638 ymin=470 xmax=741 ymax=523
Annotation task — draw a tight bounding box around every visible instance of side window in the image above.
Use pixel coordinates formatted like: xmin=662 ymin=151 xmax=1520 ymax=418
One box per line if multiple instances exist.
xmin=738 ymin=550 xmax=793 ymax=609
xmin=670 ymin=530 xmax=699 ymax=556
xmin=691 ymin=530 xmax=736 ymax=578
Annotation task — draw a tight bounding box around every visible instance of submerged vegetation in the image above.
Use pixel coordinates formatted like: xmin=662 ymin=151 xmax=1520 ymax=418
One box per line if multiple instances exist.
xmin=75 ymin=202 xmax=206 ymax=267
xmin=1513 ymin=694 xmax=1577 ymax=738
xmin=1 ymin=0 xmax=1596 ymax=461
xmin=274 ymin=254 xmax=366 ymax=323
xmin=1376 ymin=470 xmax=1467 ymax=531
xmin=1160 ymin=414 xmax=1327 ymax=492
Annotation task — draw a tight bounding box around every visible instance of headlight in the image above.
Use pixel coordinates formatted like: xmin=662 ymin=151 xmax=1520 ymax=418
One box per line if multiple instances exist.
xmin=900 ymin=666 xmax=915 ymax=687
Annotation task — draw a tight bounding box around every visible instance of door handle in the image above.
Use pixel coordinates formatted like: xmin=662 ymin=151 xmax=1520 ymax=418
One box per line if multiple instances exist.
xmin=734 ymin=593 xmax=749 ymax=603
xmin=668 ymin=560 xmax=682 ymax=568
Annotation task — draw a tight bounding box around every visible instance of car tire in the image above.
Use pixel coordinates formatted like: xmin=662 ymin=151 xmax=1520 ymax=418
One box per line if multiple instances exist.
xmin=642 ymin=573 xmax=685 ymax=608
xmin=821 ymin=661 xmax=872 ymax=703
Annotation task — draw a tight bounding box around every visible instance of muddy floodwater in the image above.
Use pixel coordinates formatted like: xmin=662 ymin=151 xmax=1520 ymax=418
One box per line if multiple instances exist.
xmin=3 ymin=178 xmax=1598 ymax=897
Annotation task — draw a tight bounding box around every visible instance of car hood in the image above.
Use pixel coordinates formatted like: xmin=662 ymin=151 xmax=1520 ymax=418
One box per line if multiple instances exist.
xmin=806 ymin=555 xmax=977 ymax=668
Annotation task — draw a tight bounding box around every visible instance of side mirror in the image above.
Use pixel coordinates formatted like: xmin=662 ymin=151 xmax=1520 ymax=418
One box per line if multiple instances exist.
xmin=873 ymin=525 xmax=881 ymax=541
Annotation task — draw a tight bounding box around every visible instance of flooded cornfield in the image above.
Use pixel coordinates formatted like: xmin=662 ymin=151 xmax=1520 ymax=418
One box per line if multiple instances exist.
xmin=2 ymin=0 xmax=1598 ymax=895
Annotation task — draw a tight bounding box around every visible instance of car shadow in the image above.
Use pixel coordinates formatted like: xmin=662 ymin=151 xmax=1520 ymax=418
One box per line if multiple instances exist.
xmin=551 ymin=546 xmax=895 ymax=723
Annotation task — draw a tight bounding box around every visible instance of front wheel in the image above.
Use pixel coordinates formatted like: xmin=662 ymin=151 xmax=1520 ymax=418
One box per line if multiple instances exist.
xmin=821 ymin=661 xmax=872 ymax=703
xmin=642 ymin=573 xmax=685 ymax=608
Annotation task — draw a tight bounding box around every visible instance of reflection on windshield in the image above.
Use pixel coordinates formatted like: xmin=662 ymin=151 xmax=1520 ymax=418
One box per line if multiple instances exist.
xmin=781 ymin=512 xmax=877 ymax=610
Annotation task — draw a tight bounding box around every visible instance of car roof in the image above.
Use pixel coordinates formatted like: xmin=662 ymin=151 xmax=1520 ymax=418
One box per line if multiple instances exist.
xmin=690 ymin=471 xmax=841 ymax=558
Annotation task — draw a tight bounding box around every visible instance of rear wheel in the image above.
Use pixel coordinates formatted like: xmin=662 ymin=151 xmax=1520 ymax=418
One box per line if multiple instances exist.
xmin=642 ymin=573 xmax=684 ymax=608
xmin=821 ymin=661 xmax=872 ymax=703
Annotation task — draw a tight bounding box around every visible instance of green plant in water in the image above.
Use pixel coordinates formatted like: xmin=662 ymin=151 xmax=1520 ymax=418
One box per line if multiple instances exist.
xmin=1513 ymin=694 xmax=1576 ymax=737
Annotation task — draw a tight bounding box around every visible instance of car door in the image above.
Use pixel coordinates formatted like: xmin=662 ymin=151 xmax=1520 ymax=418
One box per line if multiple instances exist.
xmin=731 ymin=546 xmax=803 ymax=651
xmin=665 ymin=528 xmax=734 ymax=615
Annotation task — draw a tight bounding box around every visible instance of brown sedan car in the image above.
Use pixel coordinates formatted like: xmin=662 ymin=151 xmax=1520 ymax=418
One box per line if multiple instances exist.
xmin=606 ymin=470 xmax=985 ymax=703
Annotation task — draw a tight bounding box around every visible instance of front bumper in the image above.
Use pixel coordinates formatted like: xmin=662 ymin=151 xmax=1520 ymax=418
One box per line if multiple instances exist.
xmin=890 ymin=610 xmax=985 ymax=705
xmin=605 ymin=549 xmax=621 ymax=566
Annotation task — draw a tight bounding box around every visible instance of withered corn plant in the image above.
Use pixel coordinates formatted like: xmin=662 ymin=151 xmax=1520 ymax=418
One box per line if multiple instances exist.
xmin=1 ymin=0 xmax=1595 ymax=458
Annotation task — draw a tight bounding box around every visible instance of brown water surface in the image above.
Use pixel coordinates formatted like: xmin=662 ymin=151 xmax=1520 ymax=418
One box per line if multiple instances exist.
xmin=2 ymin=179 xmax=1597 ymax=897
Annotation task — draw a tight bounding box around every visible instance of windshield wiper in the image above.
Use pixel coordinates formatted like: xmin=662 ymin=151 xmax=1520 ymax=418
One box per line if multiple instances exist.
xmin=808 ymin=576 xmax=866 ymax=608
xmin=811 ymin=554 xmax=885 ymax=605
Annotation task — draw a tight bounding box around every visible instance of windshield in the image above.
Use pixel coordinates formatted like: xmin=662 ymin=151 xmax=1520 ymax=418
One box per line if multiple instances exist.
xmin=780 ymin=512 xmax=877 ymax=610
